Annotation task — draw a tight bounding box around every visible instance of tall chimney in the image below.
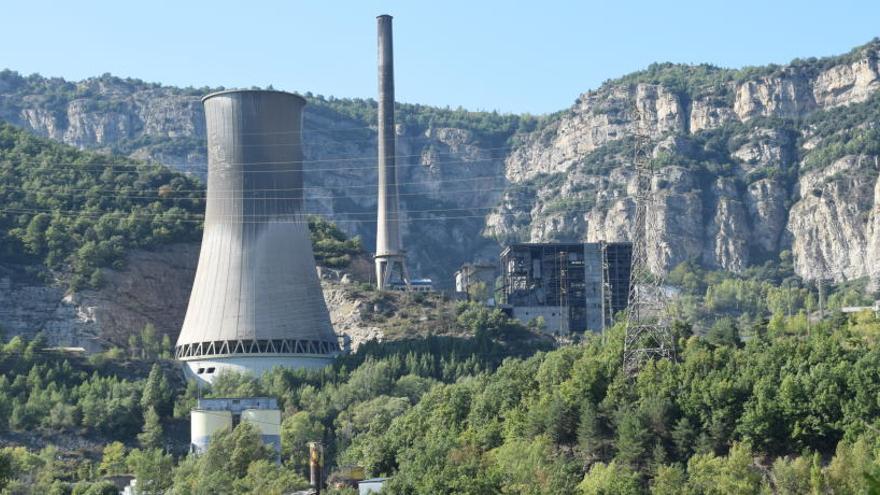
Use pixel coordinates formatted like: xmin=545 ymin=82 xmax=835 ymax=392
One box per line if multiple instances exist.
xmin=375 ymin=14 xmax=409 ymax=290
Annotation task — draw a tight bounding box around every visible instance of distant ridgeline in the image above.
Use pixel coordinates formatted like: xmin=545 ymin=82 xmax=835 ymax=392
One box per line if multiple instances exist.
xmin=0 ymin=122 xmax=364 ymax=290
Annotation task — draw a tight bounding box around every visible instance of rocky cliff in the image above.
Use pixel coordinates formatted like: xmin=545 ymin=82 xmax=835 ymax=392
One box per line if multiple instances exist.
xmin=2 ymin=40 xmax=880 ymax=347
xmin=0 ymin=73 xmax=513 ymax=286
xmin=0 ymin=243 xmax=459 ymax=350
xmin=487 ymin=39 xmax=880 ymax=285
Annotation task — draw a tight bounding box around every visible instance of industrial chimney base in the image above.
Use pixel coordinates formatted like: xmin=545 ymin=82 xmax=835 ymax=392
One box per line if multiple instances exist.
xmin=375 ymin=253 xmax=410 ymax=291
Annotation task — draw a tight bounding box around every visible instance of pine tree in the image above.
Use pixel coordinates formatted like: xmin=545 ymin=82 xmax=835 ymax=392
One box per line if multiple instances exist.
xmin=141 ymin=364 xmax=171 ymax=417
xmin=138 ymin=407 xmax=163 ymax=450
xmin=99 ymin=442 xmax=128 ymax=476
xmin=160 ymin=334 xmax=172 ymax=359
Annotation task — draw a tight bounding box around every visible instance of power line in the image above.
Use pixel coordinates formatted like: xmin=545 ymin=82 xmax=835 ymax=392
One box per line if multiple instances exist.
xmin=0 ymin=195 xmax=562 ymax=219
xmin=0 ymin=180 xmax=535 ymax=202
xmin=0 ymin=203 xmax=588 ymax=225
xmin=4 ymin=172 xmax=514 ymax=194
xmin=5 ymin=148 xmax=513 ymax=174
xmin=10 ymin=155 xmax=503 ymax=178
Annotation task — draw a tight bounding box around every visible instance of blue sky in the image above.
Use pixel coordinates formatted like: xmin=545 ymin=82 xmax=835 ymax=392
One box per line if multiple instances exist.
xmin=2 ymin=0 xmax=878 ymax=114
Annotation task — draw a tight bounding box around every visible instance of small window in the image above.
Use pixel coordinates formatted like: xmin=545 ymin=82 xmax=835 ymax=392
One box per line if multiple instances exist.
xmin=197 ymin=368 xmax=205 ymax=374
xmin=206 ymin=367 xmax=216 ymax=374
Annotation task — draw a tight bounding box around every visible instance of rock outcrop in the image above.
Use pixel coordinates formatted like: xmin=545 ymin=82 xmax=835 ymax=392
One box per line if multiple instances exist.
xmin=488 ymin=40 xmax=880 ymax=286
xmin=3 ymin=40 xmax=880 ymax=348
xmin=1 ymin=243 xmax=394 ymax=349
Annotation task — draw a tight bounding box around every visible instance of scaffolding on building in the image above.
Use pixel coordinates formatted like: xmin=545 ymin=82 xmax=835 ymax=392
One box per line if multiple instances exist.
xmin=499 ymin=242 xmax=631 ymax=334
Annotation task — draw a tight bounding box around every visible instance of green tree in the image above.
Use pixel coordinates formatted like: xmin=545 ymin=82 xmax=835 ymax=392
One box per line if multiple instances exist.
xmin=71 ymin=481 xmax=119 ymax=495
xmin=650 ymin=464 xmax=687 ymax=495
xmin=0 ymin=450 xmax=11 ymax=491
xmin=98 ymin=442 xmax=127 ymax=476
xmin=137 ymin=407 xmax=164 ymax=449
xmin=232 ymin=460 xmax=310 ymax=495
xmin=127 ymin=448 xmax=173 ymax=495
xmin=141 ymin=363 xmax=172 ymax=417
xmin=826 ymin=437 xmax=875 ymax=494
xmin=685 ymin=443 xmax=765 ymax=495
xmin=282 ymin=411 xmax=324 ymax=475
xmin=706 ymin=317 xmax=740 ymax=347
xmin=614 ymin=407 xmax=650 ymax=467
xmin=577 ymin=461 xmax=641 ymax=495
xmin=174 ymin=422 xmax=276 ymax=494
xmin=491 ymin=435 xmax=579 ymax=495
xmin=771 ymin=455 xmax=813 ymax=495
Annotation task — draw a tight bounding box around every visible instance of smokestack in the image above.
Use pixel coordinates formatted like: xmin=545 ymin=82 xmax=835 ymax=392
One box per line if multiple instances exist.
xmin=175 ymin=90 xmax=340 ymax=383
xmin=375 ymin=14 xmax=409 ymax=290
xmin=309 ymin=441 xmax=324 ymax=493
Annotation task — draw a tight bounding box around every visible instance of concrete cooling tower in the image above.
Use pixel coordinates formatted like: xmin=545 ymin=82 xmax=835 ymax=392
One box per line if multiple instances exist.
xmin=175 ymin=90 xmax=340 ymax=383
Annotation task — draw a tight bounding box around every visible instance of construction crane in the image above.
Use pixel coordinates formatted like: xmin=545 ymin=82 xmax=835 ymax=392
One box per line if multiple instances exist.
xmin=622 ymin=103 xmax=676 ymax=376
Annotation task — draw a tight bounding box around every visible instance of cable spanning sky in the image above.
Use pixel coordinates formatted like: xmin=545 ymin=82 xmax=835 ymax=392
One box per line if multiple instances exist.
xmin=1 ymin=0 xmax=879 ymax=114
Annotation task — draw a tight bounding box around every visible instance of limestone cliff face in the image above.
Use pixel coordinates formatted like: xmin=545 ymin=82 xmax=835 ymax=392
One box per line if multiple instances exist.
xmin=3 ymin=41 xmax=880 ymax=348
xmin=788 ymin=155 xmax=880 ymax=282
xmin=488 ymin=41 xmax=880 ymax=286
xmin=0 ymin=244 xmax=193 ymax=349
xmin=0 ymin=74 xmax=505 ymax=285
xmin=0 ymin=244 xmax=387 ymax=349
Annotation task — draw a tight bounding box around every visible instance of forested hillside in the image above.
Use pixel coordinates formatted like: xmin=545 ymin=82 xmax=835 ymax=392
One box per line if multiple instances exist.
xmin=2 ymin=305 xmax=880 ymax=493
xmin=0 ymin=304 xmax=548 ymax=493
xmin=0 ymin=122 xmax=203 ymax=290
xmin=0 ymin=123 xmax=365 ymax=289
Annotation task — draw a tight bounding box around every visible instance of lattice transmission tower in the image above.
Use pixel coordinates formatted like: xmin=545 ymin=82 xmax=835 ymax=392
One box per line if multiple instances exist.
xmin=622 ymin=104 xmax=676 ymax=376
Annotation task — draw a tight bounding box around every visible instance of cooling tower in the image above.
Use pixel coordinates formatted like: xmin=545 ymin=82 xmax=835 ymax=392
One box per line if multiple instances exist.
xmin=175 ymin=90 xmax=340 ymax=383
xmin=375 ymin=14 xmax=410 ymax=290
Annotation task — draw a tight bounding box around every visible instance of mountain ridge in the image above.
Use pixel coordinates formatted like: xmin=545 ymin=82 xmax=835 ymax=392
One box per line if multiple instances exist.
xmin=1 ymin=39 xmax=879 ymax=347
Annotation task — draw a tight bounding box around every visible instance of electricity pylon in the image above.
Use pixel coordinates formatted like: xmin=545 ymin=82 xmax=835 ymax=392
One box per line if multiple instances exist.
xmin=623 ymin=104 xmax=676 ymax=376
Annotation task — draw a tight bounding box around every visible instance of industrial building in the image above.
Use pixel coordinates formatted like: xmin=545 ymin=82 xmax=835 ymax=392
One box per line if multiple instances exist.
xmin=455 ymin=262 xmax=497 ymax=300
xmin=498 ymin=242 xmax=632 ymax=334
xmin=190 ymin=397 xmax=281 ymax=459
xmin=175 ymin=90 xmax=340 ymax=383
xmin=359 ymin=478 xmax=390 ymax=495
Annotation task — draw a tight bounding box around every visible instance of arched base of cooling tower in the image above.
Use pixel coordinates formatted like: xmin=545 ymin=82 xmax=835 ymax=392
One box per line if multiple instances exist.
xmin=181 ymin=355 xmax=337 ymax=385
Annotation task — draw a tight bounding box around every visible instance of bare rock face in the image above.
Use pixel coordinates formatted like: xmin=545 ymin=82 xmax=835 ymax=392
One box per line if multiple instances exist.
xmin=0 ymin=273 xmax=101 ymax=350
xmin=733 ymin=75 xmax=816 ymax=120
xmin=505 ymin=83 xmax=685 ymax=183
xmin=704 ymin=178 xmax=749 ymax=272
xmin=813 ymin=55 xmax=880 ymax=108
xmin=0 ymin=243 xmax=391 ymax=350
xmin=322 ymin=284 xmax=384 ymax=352
xmin=489 ymin=41 xmax=880 ymax=281
xmin=788 ymin=155 xmax=879 ymax=282
xmin=745 ymin=179 xmax=788 ymax=254
xmin=732 ymin=128 xmax=792 ymax=177
xmin=0 ymin=244 xmax=197 ymax=349
xmin=689 ymin=94 xmax=738 ymax=133
xmin=866 ymin=176 xmax=880 ymax=287
xmin=73 ymin=243 xmax=198 ymax=345
xmin=646 ymin=168 xmax=705 ymax=273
